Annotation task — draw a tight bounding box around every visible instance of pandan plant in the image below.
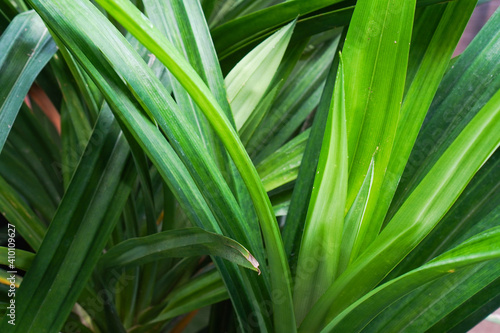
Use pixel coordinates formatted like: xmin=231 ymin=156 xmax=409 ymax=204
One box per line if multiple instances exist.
xmin=0 ymin=0 xmax=499 ymax=332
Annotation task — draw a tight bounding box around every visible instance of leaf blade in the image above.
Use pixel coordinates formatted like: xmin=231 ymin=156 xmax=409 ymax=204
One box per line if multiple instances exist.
xmin=0 ymin=10 xmax=57 ymax=153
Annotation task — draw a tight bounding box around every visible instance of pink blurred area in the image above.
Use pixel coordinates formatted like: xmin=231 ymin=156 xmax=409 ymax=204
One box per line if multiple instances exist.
xmin=470 ymin=309 xmax=500 ymax=333
xmin=453 ymin=0 xmax=500 ymax=56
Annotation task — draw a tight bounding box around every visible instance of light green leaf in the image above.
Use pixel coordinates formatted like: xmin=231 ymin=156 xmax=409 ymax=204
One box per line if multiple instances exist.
xmin=225 ymin=20 xmax=294 ymax=130
xmin=250 ymin=34 xmax=339 ymax=163
xmin=293 ymin=56 xmax=347 ymax=324
xmin=342 ymin=0 xmax=416 ymax=255
xmin=300 ymin=74 xmax=500 ymax=332
xmin=256 ymin=129 xmax=308 ymax=192
xmin=371 ymin=0 xmax=478 ymax=230
xmin=282 ymin=31 xmax=346 ymax=269
xmin=321 ymin=226 xmax=500 ymax=332
xmin=240 ymin=82 xmax=280 ymax=147
xmin=337 ymin=158 xmax=374 ymax=276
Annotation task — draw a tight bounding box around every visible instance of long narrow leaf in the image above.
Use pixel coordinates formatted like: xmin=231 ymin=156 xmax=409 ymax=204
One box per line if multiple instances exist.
xmin=300 ymin=76 xmax=500 ymax=332
xmin=225 ymin=20 xmax=294 ymax=130
xmin=371 ymin=0 xmax=478 ymax=229
xmin=0 ymin=10 xmax=57 ymax=153
xmin=321 ymin=226 xmax=500 ymax=332
xmin=91 ymin=1 xmax=295 ymax=329
xmin=99 ymin=228 xmax=260 ymax=274
xmin=342 ymin=0 xmax=416 ymax=256
xmin=293 ymin=57 xmax=347 ymax=324
xmin=0 ymin=106 xmax=135 ymax=332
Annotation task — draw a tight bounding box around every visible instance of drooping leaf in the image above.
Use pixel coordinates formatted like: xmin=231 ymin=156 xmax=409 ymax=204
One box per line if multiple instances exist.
xmin=99 ymin=228 xmax=260 ymax=274
xmin=90 ymin=0 xmax=295 ymax=329
xmin=0 ymin=10 xmax=57 ymax=153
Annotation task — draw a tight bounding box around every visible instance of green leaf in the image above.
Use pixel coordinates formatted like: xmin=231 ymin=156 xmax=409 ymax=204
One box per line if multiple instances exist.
xmin=143 ymin=0 xmax=225 ymax=163
xmin=337 ymin=158 xmax=374 ymax=276
xmin=320 ymin=226 xmax=500 ymax=332
xmin=143 ymin=2 xmax=268 ymax=266
xmin=256 ymin=129 xmax=308 ymax=192
xmin=0 ymin=141 xmax=56 ymax=222
xmin=240 ymin=82 xmax=280 ymax=147
xmin=428 ymin=276 xmax=500 ymax=332
xmin=250 ymin=34 xmax=339 ymax=163
xmin=26 ymin=1 xmax=274 ymax=331
xmin=225 ymin=20 xmax=294 ymax=130
xmin=389 ymin=4 xmax=500 ymax=220
xmin=0 ymin=268 xmax=22 ymax=288
xmin=3 ymin=120 xmax=62 ymax=206
xmin=293 ymin=56 xmax=347 ymax=324
xmin=0 ymin=247 xmax=35 ymax=271
xmin=0 ymin=105 xmax=135 ymax=333
xmin=342 ymin=0 xmax=416 ymax=255
xmin=99 ymin=228 xmax=260 ymax=274
xmin=388 ymin=150 xmax=500 ymax=280
xmin=149 ymin=270 xmax=228 ymax=325
xmin=300 ymin=73 xmax=500 ymax=332
xmin=282 ymin=30 xmax=346 ymax=269
xmin=0 ymin=10 xmax=57 ymax=153
xmin=212 ymin=0 xmax=341 ymax=58
xmin=51 ymin=52 xmax=93 ymax=187
xmin=0 ymin=175 xmax=45 ymax=251
xmin=211 ymin=0 xmax=446 ymax=60
xmin=91 ymin=0 xmax=296 ymax=329
xmin=365 ymin=260 xmax=500 ymax=332
xmin=364 ymin=203 xmax=500 ymax=332
xmin=371 ymin=0 xmax=478 ymax=230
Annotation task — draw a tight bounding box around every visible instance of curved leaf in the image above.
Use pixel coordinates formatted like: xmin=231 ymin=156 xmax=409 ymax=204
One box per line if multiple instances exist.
xmin=99 ymin=228 xmax=260 ymax=274
xmin=321 ymin=226 xmax=500 ymax=332
xmin=0 ymin=10 xmax=57 ymax=153
xmin=91 ymin=0 xmax=296 ymax=329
